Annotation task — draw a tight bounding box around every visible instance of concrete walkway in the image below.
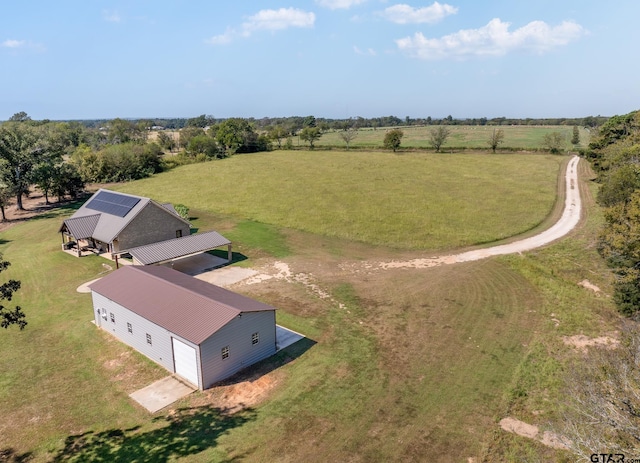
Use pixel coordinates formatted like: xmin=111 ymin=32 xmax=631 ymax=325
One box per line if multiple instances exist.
xmin=276 ymin=325 xmax=305 ymax=351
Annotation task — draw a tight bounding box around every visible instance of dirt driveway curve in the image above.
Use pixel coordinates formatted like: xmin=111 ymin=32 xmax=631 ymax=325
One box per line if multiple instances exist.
xmin=376 ymin=155 xmax=581 ymax=270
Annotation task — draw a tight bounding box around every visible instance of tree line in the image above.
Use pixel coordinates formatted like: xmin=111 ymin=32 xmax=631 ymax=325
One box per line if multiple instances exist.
xmin=7 ymin=113 xmax=607 ymax=132
xmin=582 ymin=110 xmax=640 ymax=316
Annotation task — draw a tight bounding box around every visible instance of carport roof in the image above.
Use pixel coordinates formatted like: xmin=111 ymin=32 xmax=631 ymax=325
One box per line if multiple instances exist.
xmin=127 ymin=231 xmax=231 ymax=265
xmin=89 ymin=265 xmax=275 ymax=345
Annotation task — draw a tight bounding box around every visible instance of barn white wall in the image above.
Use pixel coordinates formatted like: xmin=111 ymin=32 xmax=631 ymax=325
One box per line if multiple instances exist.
xmin=200 ymin=311 xmax=277 ymax=389
xmin=91 ymin=292 xmax=200 ymax=385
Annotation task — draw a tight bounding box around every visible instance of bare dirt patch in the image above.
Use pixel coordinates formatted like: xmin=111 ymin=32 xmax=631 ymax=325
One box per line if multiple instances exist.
xmin=578 ymin=279 xmax=601 ymax=294
xmin=499 ymin=417 xmax=569 ymax=450
xmin=562 ymin=333 xmax=620 ymax=352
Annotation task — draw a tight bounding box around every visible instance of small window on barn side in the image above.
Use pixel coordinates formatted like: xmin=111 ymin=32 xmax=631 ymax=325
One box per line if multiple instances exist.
xmin=110 ymin=313 xmax=115 ymax=323
xmin=146 ymin=333 xmax=152 ymax=345
xmin=252 ymin=332 xmax=259 ymax=345
xmin=221 ymin=346 xmax=229 ymax=360
xmin=101 ymin=308 xmax=107 ymax=320
xmin=176 ymin=229 xmax=182 ymax=238
xmin=127 ymin=322 xmax=133 ymax=334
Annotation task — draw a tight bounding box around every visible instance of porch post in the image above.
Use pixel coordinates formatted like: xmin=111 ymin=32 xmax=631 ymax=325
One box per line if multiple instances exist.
xmin=227 ymin=244 xmax=232 ymax=263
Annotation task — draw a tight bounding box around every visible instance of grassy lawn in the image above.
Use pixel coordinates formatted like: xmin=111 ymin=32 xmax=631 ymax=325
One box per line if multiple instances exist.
xmin=120 ymin=150 xmax=563 ymax=252
xmin=315 ymin=125 xmax=590 ymax=151
xmin=0 ymin=154 xmax=616 ymax=462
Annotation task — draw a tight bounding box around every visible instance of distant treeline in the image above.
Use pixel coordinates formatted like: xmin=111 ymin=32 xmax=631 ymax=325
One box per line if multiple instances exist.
xmin=39 ymin=114 xmax=607 ymax=131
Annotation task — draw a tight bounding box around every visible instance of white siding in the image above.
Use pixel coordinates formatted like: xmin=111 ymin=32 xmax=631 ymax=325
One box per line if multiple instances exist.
xmin=91 ymin=292 xmax=176 ymax=374
xmin=200 ymin=311 xmax=276 ymax=389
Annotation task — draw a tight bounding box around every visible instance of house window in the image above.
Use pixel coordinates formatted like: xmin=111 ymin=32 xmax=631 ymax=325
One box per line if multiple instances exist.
xmin=100 ymin=308 xmax=107 ymax=320
xmin=176 ymin=229 xmax=183 ymax=238
xmin=221 ymin=346 xmax=229 ymax=360
xmin=252 ymin=332 xmax=259 ymax=345
xmin=127 ymin=322 xmax=133 ymax=334
xmin=146 ymin=333 xmax=152 ymax=345
xmin=110 ymin=313 xmax=115 ymax=323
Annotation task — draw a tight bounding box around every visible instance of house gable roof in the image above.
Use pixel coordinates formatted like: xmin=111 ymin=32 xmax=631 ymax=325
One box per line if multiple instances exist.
xmin=60 ymin=214 xmax=101 ymax=240
xmin=89 ymin=266 xmax=275 ymax=345
xmin=60 ymin=189 xmax=190 ymax=244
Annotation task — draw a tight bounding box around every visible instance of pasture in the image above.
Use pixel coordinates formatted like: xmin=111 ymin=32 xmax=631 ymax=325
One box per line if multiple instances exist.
xmin=0 ymin=152 xmax=617 ymax=462
xmin=314 ymin=125 xmax=590 ymax=151
xmin=122 ymin=151 xmax=564 ymax=251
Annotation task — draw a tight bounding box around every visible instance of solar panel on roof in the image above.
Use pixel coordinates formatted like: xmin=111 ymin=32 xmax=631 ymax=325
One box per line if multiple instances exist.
xmin=86 ymin=191 xmax=141 ymax=217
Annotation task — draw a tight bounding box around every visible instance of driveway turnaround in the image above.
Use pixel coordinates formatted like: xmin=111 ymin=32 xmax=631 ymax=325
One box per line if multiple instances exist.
xmin=130 ymin=376 xmax=195 ymax=413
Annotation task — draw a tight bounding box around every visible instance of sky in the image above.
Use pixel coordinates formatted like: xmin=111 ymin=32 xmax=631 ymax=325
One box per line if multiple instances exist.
xmin=1 ymin=1 xmax=639 ymax=120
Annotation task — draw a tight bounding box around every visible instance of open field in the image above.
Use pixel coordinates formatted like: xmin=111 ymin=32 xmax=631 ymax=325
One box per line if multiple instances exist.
xmin=0 ymin=154 xmax=618 ymax=461
xmin=314 ymin=125 xmax=591 ymax=151
xmin=122 ymin=150 xmax=564 ymax=251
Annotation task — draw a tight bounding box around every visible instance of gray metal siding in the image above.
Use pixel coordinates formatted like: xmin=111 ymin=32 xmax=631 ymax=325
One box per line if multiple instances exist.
xmin=91 ymin=292 xmax=177 ymax=376
xmin=116 ymin=203 xmax=190 ymax=251
xmin=200 ymin=311 xmax=276 ymax=389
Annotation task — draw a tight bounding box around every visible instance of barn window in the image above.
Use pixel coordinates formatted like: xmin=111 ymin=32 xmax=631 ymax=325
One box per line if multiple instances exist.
xmin=221 ymin=346 xmax=229 ymax=360
xmin=252 ymin=332 xmax=259 ymax=345
xmin=100 ymin=308 xmax=107 ymax=320
xmin=127 ymin=322 xmax=133 ymax=334
xmin=146 ymin=333 xmax=152 ymax=345
xmin=110 ymin=313 xmax=115 ymax=323
xmin=176 ymin=229 xmax=183 ymax=238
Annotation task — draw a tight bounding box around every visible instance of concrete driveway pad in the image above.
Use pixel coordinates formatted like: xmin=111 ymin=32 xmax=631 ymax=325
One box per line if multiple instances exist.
xmin=130 ymin=376 xmax=195 ymax=413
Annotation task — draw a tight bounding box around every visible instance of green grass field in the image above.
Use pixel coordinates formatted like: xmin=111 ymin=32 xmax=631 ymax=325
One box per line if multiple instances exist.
xmin=0 ymin=154 xmax=617 ymax=462
xmin=121 ymin=150 xmax=563 ymax=251
xmin=314 ymin=125 xmax=590 ymax=151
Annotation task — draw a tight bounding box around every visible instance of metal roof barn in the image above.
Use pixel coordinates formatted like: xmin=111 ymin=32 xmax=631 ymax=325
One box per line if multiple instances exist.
xmin=89 ymin=265 xmax=277 ymax=389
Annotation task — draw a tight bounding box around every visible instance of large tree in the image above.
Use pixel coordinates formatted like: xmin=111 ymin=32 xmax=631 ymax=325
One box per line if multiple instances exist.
xmin=0 ymin=255 xmax=26 ymax=330
xmin=339 ymin=127 xmax=358 ymax=150
xmin=299 ymin=127 xmax=322 ymax=149
xmin=429 ymin=126 xmax=451 ymax=152
xmin=542 ymin=131 xmax=565 ymax=154
xmin=383 ymin=129 xmax=403 ymax=152
xmin=267 ymin=125 xmax=288 ymax=150
xmin=0 ymin=122 xmax=42 ymax=210
xmin=214 ymin=118 xmax=259 ymax=155
xmin=487 ymin=128 xmax=505 ymax=153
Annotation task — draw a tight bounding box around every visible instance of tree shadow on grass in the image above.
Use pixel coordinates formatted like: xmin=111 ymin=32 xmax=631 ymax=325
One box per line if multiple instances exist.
xmin=0 ymin=448 xmax=33 ymax=462
xmin=51 ymin=406 xmax=256 ymax=463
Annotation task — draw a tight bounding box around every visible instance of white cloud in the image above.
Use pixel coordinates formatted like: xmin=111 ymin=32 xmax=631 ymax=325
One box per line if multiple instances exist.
xmin=2 ymin=39 xmax=26 ymax=48
xmin=206 ymin=8 xmax=315 ymax=45
xmin=396 ymin=18 xmax=586 ymax=60
xmin=102 ymin=10 xmax=121 ymax=23
xmin=381 ymin=2 xmax=458 ymax=24
xmin=242 ymin=8 xmax=315 ymax=34
xmin=205 ymin=28 xmax=235 ymax=45
xmin=353 ymin=45 xmax=376 ymax=56
xmin=316 ymin=0 xmax=367 ymax=10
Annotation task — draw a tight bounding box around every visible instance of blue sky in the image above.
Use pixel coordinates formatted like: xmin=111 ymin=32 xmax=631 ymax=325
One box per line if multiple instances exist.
xmin=1 ymin=1 xmax=638 ymax=120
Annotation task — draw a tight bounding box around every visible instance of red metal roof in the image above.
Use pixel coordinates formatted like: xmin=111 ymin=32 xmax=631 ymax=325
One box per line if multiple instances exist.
xmin=89 ymin=266 xmax=275 ymax=345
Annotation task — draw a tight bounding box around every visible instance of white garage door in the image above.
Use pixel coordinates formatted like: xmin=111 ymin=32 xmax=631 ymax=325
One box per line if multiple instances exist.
xmin=172 ymin=338 xmax=199 ymax=386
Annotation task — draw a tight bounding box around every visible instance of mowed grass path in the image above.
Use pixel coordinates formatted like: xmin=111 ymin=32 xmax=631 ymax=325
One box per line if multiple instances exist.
xmin=122 ymin=151 xmax=563 ymax=251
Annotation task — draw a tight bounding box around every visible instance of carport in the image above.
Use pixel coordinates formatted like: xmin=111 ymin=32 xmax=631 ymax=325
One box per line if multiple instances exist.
xmin=125 ymin=230 xmax=232 ymax=266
